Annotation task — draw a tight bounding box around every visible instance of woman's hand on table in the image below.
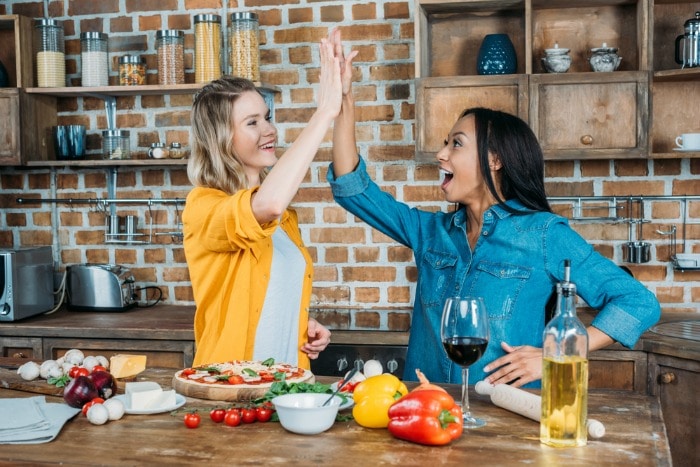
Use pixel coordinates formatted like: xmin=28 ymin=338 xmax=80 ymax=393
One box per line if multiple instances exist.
xmin=301 ymin=318 xmax=331 ymax=360
xmin=483 ymin=342 xmax=543 ymax=387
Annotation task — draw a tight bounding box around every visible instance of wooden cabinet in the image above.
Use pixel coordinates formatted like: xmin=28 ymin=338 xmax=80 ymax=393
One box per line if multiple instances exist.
xmin=648 ymin=352 xmax=699 ymax=467
xmin=589 ymin=348 xmax=648 ymax=393
xmin=0 ymin=336 xmax=42 ymax=359
xmin=415 ymin=0 xmax=697 ymax=161
xmin=0 ymin=15 xmax=57 ymax=165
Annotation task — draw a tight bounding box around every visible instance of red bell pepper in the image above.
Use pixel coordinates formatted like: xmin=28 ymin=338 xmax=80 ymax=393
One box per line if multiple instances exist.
xmin=387 ymin=389 xmax=463 ymax=446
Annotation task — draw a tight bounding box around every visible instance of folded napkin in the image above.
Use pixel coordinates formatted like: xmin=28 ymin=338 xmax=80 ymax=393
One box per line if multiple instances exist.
xmin=0 ymin=396 xmax=80 ymax=444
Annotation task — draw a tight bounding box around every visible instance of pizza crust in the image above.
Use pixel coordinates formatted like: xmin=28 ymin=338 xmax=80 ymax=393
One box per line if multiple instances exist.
xmin=171 ymin=366 xmax=315 ymax=402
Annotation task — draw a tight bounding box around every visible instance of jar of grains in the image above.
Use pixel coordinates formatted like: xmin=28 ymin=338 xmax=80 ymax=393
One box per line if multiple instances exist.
xmin=34 ymin=18 xmax=65 ymax=87
xmin=194 ymin=14 xmax=222 ymax=83
xmin=118 ymin=55 xmax=147 ymax=85
xmin=102 ymin=129 xmax=130 ymax=160
xmin=228 ymin=12 xmax=260 ymax=82
xmin=80 ymin=32 xmax=109 ymax=87
xmin=168 ymin=142 xmax=186 ymax=159
xmin=156 ymin=30 xmax=185 ymax=85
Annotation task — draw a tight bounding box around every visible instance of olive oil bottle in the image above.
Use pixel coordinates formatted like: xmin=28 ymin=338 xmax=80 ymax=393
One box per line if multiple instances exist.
xmin=540 ymin=259 xmax=588 ymax=447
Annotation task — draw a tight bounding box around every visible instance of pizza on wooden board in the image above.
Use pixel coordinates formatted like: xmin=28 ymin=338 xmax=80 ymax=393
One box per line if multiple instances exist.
xmin=172 ymin=358 xmax=315 ymax=401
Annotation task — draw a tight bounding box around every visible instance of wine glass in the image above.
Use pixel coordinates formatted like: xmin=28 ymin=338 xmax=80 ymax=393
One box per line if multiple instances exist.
xmin=440 ymin=296 xmax=490 ymax=428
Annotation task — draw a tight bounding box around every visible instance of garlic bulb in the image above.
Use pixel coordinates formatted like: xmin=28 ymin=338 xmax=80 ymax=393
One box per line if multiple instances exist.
xmin=17 ymin=361 xmax=41 ymax=381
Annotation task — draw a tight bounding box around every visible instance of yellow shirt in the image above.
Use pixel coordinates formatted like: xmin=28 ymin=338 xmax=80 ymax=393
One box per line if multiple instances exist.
xmin=182 ymin=187 xmax=313 ymax=369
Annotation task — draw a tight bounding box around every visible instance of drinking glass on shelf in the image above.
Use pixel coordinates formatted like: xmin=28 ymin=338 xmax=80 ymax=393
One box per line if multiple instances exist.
xmin=440 ymin=296 xmax=490 ymax=428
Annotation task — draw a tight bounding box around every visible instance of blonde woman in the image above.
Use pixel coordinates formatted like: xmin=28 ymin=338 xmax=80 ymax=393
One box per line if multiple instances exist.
xmin=183 ymin=38 xmax=339 ymax=368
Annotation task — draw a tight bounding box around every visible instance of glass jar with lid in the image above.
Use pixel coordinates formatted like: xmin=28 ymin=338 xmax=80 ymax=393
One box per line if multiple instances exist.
xmin=148 ymin=142 xmax=168 ymax=159
xmin=34 ymin=18 xmax=65 ymax=87
xmin=156 ymin=30 xmax=185 ymax=85
xmin=168 ymin=142 xmax=186 ymax=159
xmin=229 ymin=12 xmax=260 ymax=82
xmin=118 ymin=55 xmax=147 ymax=85
xmin=102 ymin=129 xmax=130 ymax=160
xmin=80 ymin=32 xmax=109 ymax=87
xmin=194 ymin=14 xmax=222 ymax=83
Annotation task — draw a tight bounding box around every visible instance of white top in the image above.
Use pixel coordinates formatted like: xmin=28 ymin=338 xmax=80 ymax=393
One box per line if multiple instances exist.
xmin=253 ymin=226 xmax=305 ymax=365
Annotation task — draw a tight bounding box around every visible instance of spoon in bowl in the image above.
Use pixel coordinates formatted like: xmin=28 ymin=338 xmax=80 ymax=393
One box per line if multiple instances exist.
xmin=322 ymin=367 xmax=359 ymax=407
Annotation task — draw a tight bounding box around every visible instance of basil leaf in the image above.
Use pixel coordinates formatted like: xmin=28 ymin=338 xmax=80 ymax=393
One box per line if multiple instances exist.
xmin=242 ymin=368 xmax=258 ymax=377
xmin=261 ymin=357 xmax=275 ymax=366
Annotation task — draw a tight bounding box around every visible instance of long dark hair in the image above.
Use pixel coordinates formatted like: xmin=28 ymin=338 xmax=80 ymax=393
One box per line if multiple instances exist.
xmin=460 ymin=107 xmax=551 ymax=213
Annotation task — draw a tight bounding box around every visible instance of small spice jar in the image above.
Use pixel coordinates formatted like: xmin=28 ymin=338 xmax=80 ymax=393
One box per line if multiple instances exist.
xmin=156 ymin=30 xmax=185 ymax=85
xmin=194 ymin=14 xmax=222 ymax=83
xmin=80 ymin=32 xmax=108 ymax=87
xmin=118 ymin=55 xmax=147 ymax=85
xmin=102 ymin=129 xmax=130 ymax=160
xmin=229 ymin=12 xmax=260 ymax=82
xmin=34 ymin=18 xmax=65 ymax=87
xmin=168 ymin=142 xmax=185 ymax=159
xmin=148 ymin=142 xmax=168 ymax=159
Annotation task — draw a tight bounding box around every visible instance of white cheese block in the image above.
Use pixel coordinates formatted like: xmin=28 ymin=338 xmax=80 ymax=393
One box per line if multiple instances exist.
xmin=125 ymin=382 xmax=175 ymax=410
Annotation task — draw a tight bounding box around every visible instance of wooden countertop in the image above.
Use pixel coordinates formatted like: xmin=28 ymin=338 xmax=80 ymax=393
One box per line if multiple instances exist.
xmin=0 ymin=368 xmax=671 ymax=466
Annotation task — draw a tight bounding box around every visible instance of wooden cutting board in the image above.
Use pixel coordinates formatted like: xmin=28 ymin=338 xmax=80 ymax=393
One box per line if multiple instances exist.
xmin=0 ymin=367 xmax=64 ymax=396
xmin=171 ymin=370 xmax=315 ymax=401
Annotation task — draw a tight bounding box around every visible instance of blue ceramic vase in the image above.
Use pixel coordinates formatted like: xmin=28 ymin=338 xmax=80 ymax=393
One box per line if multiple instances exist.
xmin=477 ymin=34 xmax=517 ymax=75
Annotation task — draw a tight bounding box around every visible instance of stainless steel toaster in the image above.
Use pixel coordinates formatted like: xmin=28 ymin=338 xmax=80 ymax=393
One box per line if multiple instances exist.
xmin=67 ymin=264 xmax=136 ymax=311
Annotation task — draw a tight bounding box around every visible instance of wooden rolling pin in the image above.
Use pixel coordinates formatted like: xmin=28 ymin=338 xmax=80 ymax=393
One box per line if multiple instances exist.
xmin=475 ymin=381 xmax=605 ymax=439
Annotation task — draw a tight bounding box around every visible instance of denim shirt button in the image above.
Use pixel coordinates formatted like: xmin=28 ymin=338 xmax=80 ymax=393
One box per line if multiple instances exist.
xmin=483 ymin=231 xmax=488 ymax=236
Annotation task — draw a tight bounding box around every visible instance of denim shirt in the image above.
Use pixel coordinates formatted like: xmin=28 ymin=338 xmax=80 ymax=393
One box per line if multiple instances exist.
xmin=328 ymin=158 xmax=661 ymax=387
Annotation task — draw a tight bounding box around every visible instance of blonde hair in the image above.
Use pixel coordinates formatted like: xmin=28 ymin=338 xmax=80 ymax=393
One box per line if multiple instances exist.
xmin=188 ymin=76 xmax=266 ymax=194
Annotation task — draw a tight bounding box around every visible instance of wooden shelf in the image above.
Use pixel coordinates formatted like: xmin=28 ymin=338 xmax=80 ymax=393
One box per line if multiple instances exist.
xmin=24 ymin=82 xmax=281 ymax=97
xmin=24 ymin=158 xmax=189 ymax=168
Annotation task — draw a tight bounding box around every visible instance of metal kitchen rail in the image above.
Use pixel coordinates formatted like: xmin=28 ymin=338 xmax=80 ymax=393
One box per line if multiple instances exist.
xmin=16 ymin=196 xmax=186 ymax=244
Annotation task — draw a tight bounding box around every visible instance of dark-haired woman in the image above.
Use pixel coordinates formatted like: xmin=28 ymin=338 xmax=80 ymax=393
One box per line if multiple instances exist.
xmin=327 ymin=31 xmax=660 ymax=388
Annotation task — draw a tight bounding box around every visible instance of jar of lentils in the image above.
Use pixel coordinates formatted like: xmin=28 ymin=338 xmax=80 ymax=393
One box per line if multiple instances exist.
xmin=156 ymin=30 xmax=185 ymax=85
xmin=118 ymin=55 xmax=147 ymax=85
xmin=80 ymin=32 xmax=109 ymax=87
xmin=194 ymin=14 xmax=222 ymax=83
xmin=229 ymin=12 xmax=260 ymax=82
xmin=34 ymin=18 xmax=65 ymax=87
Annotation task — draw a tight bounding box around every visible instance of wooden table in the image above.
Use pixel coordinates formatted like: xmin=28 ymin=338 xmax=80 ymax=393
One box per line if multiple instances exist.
xmin=0 ymin=369 xmax=671 ymax=466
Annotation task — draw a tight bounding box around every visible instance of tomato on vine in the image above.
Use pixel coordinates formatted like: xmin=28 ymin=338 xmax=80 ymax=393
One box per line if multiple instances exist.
xmin=255 ymin=406 xmax=273 ymax=423
xmin=224 ymin=409 xmax=241 ymax=427
xmin=241 ymin=408 xmax=256 ymax=424
xmin=210 ymin=408 xmax=226 ymax=423
xmin=184 ymin=412 xmax=201 ymax=429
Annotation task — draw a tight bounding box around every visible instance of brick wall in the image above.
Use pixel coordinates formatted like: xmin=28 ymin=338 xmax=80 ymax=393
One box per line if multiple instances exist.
xmin=0 ymin=0 xmax=698 ymax=329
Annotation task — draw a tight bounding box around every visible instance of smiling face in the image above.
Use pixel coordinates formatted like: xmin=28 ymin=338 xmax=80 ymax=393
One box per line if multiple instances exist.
xmin=436 ymin=113 xmax=500 ymax=206
xmin=230 ymin=90 xmax=277 ymax=185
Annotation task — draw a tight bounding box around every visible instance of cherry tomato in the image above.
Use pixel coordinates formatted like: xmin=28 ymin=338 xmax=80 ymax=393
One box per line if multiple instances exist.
xmin=241 ymin=408 xmax=256 ymax=424
xmin=181 ymin=368 xmax=196 ymax=377
xmin=75 ymin=367 xmax=90 ymax=378
xmin=224 ymin=409 xmax=241 ymax=427
xmin=184 ymin=412 xmax=201 ymax=429
xmin=68 ymin=366 xmax=80 ymax=378
xmin=81 ymin=397 xmax=105 ymax=416
xmin=255 ymin=406 xmax=273 ymax=423
xmin=227 ymin=375 xmax=244 ymax=385
xmin=91 ymin=365 xmax=107 ymax=373
xmin=210 ymin=408 xmax=226 ymax=423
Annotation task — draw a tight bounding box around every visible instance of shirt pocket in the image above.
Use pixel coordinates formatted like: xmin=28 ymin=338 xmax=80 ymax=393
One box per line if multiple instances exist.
xmin=419 ymin=250 xmax=458 ymax=308
xmin=472 ymin=261 xmax=532 ymax=320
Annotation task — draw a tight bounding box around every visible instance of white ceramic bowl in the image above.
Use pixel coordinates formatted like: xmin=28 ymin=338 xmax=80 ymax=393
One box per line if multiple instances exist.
xmin=272 ymin=393 xmax=342 ymax=435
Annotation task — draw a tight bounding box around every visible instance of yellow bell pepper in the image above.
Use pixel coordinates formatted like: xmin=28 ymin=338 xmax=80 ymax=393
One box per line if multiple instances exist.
xmin=352 ymin=373 xmax=409 ymax=428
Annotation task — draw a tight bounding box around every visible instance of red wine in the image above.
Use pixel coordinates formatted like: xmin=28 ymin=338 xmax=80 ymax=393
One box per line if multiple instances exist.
xmin=443 ymin=337 xmax=488 ymax=366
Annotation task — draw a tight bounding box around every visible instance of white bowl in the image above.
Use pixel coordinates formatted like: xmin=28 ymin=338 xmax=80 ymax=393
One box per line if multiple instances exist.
xmin=272 ymin=393 xmax=342 ymax=435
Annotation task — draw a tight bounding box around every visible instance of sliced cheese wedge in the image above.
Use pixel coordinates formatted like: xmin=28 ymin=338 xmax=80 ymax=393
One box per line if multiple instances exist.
xmin=110 ymin=354 xmax=147 ymax=379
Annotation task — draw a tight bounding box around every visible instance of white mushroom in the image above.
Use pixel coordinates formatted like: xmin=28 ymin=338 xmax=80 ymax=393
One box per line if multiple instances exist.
xmin=47 ymin=365 xmax=64 ymax=379
xmin=64 ymin=349 xmax=85 ymax=365
xmin=95 ymin=356 xmax=109 ymax=369
xmin=86 ymin=404 xmax=110 ymax=425
xmin=17 ymin=361 xmax=41 ymax=381
xmin=82 ymin=356 xmax=99 ymax=372
xmin=103 ymin=398 xmax=125 ymax=421
xmin=39 ymin=360 xmax=60 ymax=379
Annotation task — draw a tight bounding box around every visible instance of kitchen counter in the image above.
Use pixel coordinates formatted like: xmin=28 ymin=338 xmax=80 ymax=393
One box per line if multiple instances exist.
xmin=0 ymin=369 xmax=671 ymax=466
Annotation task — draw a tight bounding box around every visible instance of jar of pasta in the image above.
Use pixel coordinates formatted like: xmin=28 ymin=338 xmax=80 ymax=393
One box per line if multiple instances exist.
xmin=228 ymin=12 xmax=260 ymax=82
xmin=80 ymin=32 xmax=109 ymax=87
xmin=34 ymin=18 xmax=65 ymax=87
xmin=156 ymin=30 xmax=185 ymax=85
xmin=194 ymin=14 xmax=222 ymax=83
xmin=118 ymin=55 xmax=147 ymax=85
xmin=102 ymin=129 xmax=130 ymax=160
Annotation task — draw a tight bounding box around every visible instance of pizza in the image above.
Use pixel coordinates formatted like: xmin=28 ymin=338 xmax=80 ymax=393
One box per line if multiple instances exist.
xmin=171 ymin=359 xmax=315 ymax=401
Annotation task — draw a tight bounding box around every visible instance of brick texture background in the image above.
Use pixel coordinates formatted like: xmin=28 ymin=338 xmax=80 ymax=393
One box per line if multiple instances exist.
xmin=0 ymin=0 xmax=698 ymax=330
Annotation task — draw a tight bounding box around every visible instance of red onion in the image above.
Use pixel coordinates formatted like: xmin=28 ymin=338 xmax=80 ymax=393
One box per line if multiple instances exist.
xmin=89 ymin=371 xmax=117 ymax=400
xmin=63 ymin=376 xmax=98 ymax=408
